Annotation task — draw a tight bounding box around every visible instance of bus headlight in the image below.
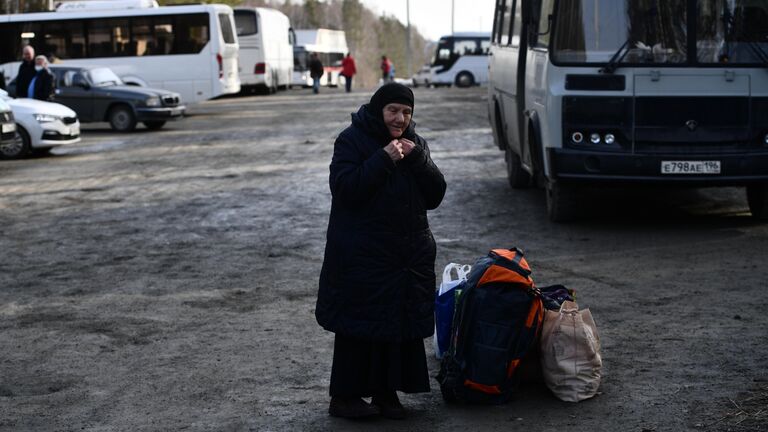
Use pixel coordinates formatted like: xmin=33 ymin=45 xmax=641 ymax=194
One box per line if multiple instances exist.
xmin=604 ymin=133 xmax=616 ymax=145
xmin=590 ymin=133 xmax=601 ymax=144
xmin=145 ymin=97 xmax=161 ymax=107
xmin=571 ymin=131 xmax=584 ymax=143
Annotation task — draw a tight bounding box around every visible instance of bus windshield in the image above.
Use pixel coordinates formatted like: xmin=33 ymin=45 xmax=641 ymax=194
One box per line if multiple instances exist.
xmin=432 ymin=36 xmax=490 ymax=69
xmin=551 ymin=0 xmax=768 ymax=66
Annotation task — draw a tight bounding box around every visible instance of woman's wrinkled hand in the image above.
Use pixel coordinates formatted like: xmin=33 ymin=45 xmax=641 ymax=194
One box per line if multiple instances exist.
xmin=384 ymin=139 xmax=404 ymax=162
xmin=399 ymin=138 xmax=416 ymax=157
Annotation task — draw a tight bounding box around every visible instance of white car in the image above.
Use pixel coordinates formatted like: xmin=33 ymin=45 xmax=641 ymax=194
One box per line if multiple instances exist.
xmin=0 ymin=97 xmax=22 ymax=158
xmin=0 ymin=89 xmax=81 ymax=159
xmin=411 ymin=65 xmax=433 ymax=88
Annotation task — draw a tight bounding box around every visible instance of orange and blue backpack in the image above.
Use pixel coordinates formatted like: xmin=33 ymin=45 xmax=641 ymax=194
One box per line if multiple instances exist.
xmin=437 ymin=248 xmax=544 ymax=404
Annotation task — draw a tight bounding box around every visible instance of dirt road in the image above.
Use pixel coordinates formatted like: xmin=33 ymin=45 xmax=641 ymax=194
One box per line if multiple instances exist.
xmin=1 ymin=87 xmax=766 ymax=431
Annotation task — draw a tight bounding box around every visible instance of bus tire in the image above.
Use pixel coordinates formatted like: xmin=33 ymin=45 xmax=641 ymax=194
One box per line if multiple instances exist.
xmin=455 ymin=72 xmax=474 ymax=88
xmin=108 ymin=105 xmax=137 ymax=132
xmin=506 ymin=146 xmax=531 ymax=189
xmin=546 ymin=180 xmax=579 ymax=223
xmin=747 ymin=184 xmax=768 ymax=220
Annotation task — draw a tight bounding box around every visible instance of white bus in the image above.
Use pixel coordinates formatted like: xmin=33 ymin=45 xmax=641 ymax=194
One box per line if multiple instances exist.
xmin=430 ymin=32 xmax=491 ymax=87
xmin=234 ymin=7 xmax=294 ymax=94
xmin=292 ymin=29 xmax=347 ymax=88
xmin=488 ymin=0 xmax=768 ymax=221
xmin=0 ymin=0 xmax=240 ymax=104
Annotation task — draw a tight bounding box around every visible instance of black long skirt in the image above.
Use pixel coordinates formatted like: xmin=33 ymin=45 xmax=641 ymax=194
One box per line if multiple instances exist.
xmin=329 ymin=334 xmax=431 ymax=397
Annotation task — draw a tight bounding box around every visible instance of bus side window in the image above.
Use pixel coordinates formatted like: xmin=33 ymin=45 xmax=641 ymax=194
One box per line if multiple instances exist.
xmin=492 ymin=0 xmax=509 ymax=45
xmin=535 ymin=0 xmax=555 ymax=48
xmin=501 ymin=0 xmax=513 ymax=45
xmin=511 ymin=0 xmax=522 ymax=47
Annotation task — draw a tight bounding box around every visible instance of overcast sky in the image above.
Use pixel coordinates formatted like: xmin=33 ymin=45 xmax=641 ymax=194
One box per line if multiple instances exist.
xmin=360 ymin=0 xmax=496 ymax=41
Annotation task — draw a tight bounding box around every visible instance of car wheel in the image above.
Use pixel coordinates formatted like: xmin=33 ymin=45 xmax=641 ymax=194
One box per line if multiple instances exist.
xmin=546 ymin=180 xmax=579 ymax=222
xmin=108 ymin=105 xmax=137 ymax=132
xmin=144 ymin=121 xmax=166 ymax=130
xmin=455 ymin=72 xmax=475 ymax=88
xmin=747 ymin=184 xmax=768 ymax=220
xmin=0 ymin=125 xmax=31 ymax=159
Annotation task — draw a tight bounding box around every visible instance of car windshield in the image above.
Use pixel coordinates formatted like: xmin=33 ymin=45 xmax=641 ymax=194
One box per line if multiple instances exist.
xmin=552 ymin=0 xmax=768 ymax=65
xmin=87 ymin=68 xmax=123 ymax=87
xmin=552 ymin=0 xmax=688 ymax=64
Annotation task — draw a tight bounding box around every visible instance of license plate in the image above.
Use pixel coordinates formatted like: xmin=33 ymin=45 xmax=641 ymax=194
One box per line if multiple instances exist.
xmin=171 ymin=108 xmax=183 ymax=116
xmin=1 ymin=123 xmax=15 ymax=133
xmin=71 ymin=124 xmax=79 ymax=135
xmin=661 ymin=160 xmax=721 ymax=174
xmin=62 ymin=127 xmax=70 ymax=135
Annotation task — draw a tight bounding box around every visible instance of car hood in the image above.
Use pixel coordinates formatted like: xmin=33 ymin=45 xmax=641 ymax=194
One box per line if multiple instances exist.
xmin=7 ymin=98 xmax=77 ymax=117
xmin=100 ymin=85 xmax=180 ymax=99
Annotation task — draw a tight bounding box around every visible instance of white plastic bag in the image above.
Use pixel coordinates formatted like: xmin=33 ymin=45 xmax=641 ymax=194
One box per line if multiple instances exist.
xmin=437 ymin=263 xmax=471 ymax=296
xmin=540 ymin=300 xmax=602 ymax=402
xmin=434 ymin=263 xmax=471 ymax=359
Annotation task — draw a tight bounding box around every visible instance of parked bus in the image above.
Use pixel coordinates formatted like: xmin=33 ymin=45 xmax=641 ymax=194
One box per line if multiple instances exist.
xmin=234 ymin=7 xmax=294 ymax=94
xmin=0 ymin=0 xmax=240 ymax=104
xmin=292 ymin=29 xmax=347 ymax=88
xmin=488 ymin=0 xmax=768 ymax=221
xmin=430 ymin=32 xmax=491 ymax=87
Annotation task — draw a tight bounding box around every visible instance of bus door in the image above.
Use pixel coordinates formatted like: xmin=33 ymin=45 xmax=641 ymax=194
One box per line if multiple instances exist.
xmin=523 ymin=0 xmax=554 ymax=171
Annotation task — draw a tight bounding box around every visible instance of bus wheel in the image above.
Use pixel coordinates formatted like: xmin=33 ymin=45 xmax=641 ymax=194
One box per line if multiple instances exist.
xmin=747 ymin=184 xmax=768 ymax=220
xmin=455 ymin=72 xmax=474 ymax=88
xmin=505 ymin=146 xmax=530 ymax=189
xmin=108 ymin=105 xmax=137 ymax=132
xmin=546 ymin=180 xmax=578 ymax=222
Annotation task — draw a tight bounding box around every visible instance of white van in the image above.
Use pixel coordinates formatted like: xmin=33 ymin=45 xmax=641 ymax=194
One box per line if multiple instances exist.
xmin=234 ymin=7 xmax=293 ymax=93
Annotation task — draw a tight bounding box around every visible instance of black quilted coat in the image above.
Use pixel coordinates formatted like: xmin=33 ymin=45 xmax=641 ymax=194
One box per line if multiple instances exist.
xmin=316 ymin=104 xmax=447 ymax=342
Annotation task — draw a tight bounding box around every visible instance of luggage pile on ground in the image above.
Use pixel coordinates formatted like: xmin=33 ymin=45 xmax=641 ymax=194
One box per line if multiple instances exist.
xmin=435 ymin=248 xmax=602 ymax=404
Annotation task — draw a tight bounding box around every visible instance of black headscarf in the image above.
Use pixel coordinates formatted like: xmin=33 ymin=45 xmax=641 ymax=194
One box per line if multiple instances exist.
xmin=368 ymin=82 xmax=414 ymax=119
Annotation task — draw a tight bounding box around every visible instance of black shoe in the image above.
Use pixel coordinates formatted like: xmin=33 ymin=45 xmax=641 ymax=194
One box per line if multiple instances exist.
xmin=372 ymin=392 xmax=407 ymax=420
xmin=328 ymin=397 xmax=380 ymax=419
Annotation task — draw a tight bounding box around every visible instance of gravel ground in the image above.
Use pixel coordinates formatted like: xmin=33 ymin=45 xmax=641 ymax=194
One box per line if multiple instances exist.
xmin=1 ymin=86 xmax=767 ymax=432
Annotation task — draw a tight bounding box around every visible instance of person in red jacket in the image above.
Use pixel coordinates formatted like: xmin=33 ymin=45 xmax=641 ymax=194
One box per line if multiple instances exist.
xmin=380 ymin=55 xmax=392 ymax=83
xmin=340 ymin=53 xmax=357 ymax=93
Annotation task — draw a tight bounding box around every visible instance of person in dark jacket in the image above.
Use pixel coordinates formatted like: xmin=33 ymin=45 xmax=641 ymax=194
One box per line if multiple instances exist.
xmin=15 ymin=46 xmax=36 ymax=98
xmin=309 ymin=52 xmax=324 ymax=94
xmin=28 ymin=56 xmax=55 ymax=102
xmin=316 ymin=83 xmax=446 ymax=419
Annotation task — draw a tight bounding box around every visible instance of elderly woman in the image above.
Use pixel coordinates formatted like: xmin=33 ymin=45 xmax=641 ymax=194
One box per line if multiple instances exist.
xmin=316 ymin=83 xmax=446 ymax=419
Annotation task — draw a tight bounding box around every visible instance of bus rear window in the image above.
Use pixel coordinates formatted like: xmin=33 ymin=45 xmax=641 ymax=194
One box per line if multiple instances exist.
xmin=234 ymin=10 xmax=257 ymax=36
xmin=218 ymin=13 xmax=236 ymax=44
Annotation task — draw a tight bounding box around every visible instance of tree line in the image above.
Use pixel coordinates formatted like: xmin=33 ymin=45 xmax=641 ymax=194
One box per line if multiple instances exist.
xmin=162 ymin=0 xmax=434 ymax=88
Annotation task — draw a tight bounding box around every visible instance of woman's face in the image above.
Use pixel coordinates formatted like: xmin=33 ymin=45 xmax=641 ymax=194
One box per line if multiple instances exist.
xmin=382 ymin=103 xmax=412 ymax=138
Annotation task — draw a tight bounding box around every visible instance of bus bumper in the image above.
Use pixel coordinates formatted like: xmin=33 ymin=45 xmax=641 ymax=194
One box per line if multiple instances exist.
xmin=550 ymin=148 xmax=768 ymax=186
